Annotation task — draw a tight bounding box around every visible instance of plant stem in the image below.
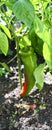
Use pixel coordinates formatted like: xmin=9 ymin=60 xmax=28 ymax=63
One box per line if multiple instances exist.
xmin=16 ymin=37 xmax=22 ymax=88
xmin=7 ymin=54 xmax=17 ymax=64
xmin=8 ymin=23 xmax=22 ymax=88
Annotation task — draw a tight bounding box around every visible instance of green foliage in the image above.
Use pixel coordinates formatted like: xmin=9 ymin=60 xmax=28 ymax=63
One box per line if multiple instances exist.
xmin=0 ymin=0 xmax=16 ymax=9
xmin=29 ymin=27 xmax=43 ymax=55
xmin=13 ymin=0 xmax=35 ymax=26
xmin=43 ymin=42 xmax=52 ymax=69
xmin=0 ymin=23 xmax=11 ymax=39
xmin=0 ymin=30 xmax=9 ymax=55
xmin=34 ymin=16 xmax=50 ymax=46
xmin=33 ymin=63 xmax=45 ymax=90
xmin=0 ymin=0 xmax=52 ymax=95
xmin=0 ymin=62 xmax=11 ymax=72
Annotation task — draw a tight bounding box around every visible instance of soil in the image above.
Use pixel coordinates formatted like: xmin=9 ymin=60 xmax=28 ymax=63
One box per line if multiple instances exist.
xmin=0 ymin=59 xmax=52 ymax=130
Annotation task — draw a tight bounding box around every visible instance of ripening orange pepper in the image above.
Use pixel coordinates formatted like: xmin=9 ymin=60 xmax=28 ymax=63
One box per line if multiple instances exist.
xmin=20 ymin=79 xmax=27 ymax=96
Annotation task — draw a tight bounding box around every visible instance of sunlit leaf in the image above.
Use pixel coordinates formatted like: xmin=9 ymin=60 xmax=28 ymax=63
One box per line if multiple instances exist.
xmin=0 ymin=30 xmax=9 ymax=55
xmin=0 ymin=62 xmax=11 ymax=72
xmin=43 ymin=43 xmax=52 ymax=69
xmin=34 ymin=16 xmax=50 ymax=45
xmin=39 ymin=102 xmax=46 ymax=110
xmin=0 ymin=23 xmax=11 ymax=39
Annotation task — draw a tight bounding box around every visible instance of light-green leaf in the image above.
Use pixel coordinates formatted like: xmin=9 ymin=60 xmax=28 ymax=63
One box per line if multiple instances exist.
xmin=34 ymin=16 xmax=50 ymax=45
xmin=0 ymin=62 xmax=11 ymax=72
xmin=0 ymin=23 xmax=11 ymax=39
xmin=0 ymin=30 xmax=9 ymax=55
xmin=43 ymin=42 xmax=52 ymax=69
xmin=33 ymin=63 xmax=45 ymax=90
xmin=13 ymin=0 xmax=35 ymax=26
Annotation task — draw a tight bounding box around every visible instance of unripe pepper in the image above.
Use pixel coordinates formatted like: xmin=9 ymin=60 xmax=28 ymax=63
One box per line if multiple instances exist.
xmin=19 ymin=47 xmax=37 ymax=96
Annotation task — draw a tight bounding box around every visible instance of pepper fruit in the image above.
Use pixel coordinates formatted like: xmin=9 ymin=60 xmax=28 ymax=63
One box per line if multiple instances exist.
xmin=19 ymin=47 xmax=37 ymax=96
xmin=20 ymin=79 xmax=27 ymax=96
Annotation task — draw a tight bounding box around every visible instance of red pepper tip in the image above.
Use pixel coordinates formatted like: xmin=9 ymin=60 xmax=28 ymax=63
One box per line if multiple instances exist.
xmin=20 ymin=79 xmax=27 ymax=96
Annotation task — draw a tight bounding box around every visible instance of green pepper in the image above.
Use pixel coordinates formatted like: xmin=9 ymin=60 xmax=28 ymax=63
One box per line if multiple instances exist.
xmin=19 ymin=47 xmax=37 ymax=96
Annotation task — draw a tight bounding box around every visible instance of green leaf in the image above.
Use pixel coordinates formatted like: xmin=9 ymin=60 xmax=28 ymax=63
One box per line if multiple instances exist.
xmin=33 ymin=63 xmax=45 ymax=90
xmin=13 ymin=0 xmax=35 ymax=26
xmin=34 ymin=16 xmax=50 ymax=45
xmin=29 ymin=27 xmax=43 ymax=55
xmin=43 ymin=42 xmax=52 ymax=69
xmin=0 ymin=62 xmax=11 ymax=72
xmin=1 ymin=0 xmax=16 ymax=9
xmin=42 ymin=0 xmax=50 ymax=9
xmin=30 ymin=0 xmax=50 ymax=8
xmin=0 ymin=30 xmax=9 ymax=55
xmin=0 ymin=23 xmax=11 ymax=39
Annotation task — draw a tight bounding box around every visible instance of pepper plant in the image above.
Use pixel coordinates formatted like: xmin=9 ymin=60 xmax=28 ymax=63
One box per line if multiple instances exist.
xmin=0 ymin=0 xmax=52 ymax=96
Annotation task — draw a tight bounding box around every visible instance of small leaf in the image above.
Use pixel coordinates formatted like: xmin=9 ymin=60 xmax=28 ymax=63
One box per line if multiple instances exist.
xmin=0 ymin=62 xmax=11 ymax=72
xmin=0 ymin=23 xmax=11 ymax=39
xmin=34 ymin=109 xmax=38 ymax=114
xmin=39 ymin=103 xmax=46 ymax=110
xmin=0 ymin=30 xmax=9 ymax=55
xmin=33 ymin=63 xmax=45 ymax=90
